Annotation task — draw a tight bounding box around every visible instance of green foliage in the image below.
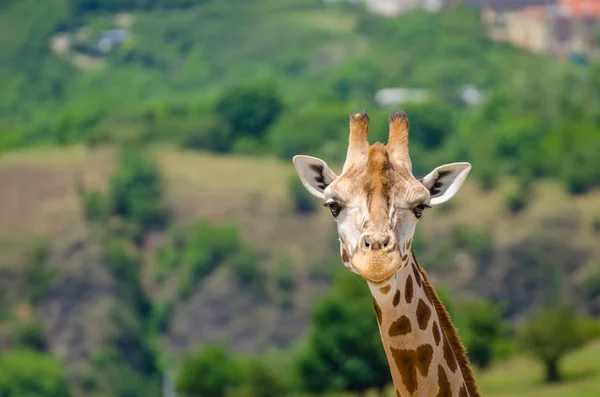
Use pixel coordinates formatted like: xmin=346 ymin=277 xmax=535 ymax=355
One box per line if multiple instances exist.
xmin=0 ymin=349 xmax=72 ymax=397
xmin=82 ymin=190 xmax=109 ymax=222
xmin=14 ymin=321 xmax=47 ymax=352
xmin=228 ymin=358 xmax=287 ymax=397
xmin=70 ymin=0 xmax=204 ymax=14
xmin=179 ymin=115 xmax=233 ymax=153
xmin=229 ymin=244 xmax=264 ymax=296
xmin=176 ymin=344 xmax=242 ymax=397
xmin=581 ymin=268 xmax=600 ymax=302
xmin=157 ymin=220 xmax=264 ymax=298
xmin=25 ymin=241 xmax=55 ymax=304
xmin=517 ymin=305 xmax=600 ymax=382
xmin=402 ymin=101 xmax=454 ymax=150
xmin=267 ymin=103 xmax=348 ymax=161
xmin=459 ymin=299 xmax=507 ymax=369
xmin=289 ymin=174 xmax=318 ymax=214
xmin=593 ymin=215 xmax=600 ymax=234
xmin=104 ymin=238 xmax=151 ymax=317
xmin=452 ymin=224 xmax=493 ymax=265
xmin=293 ymin=271 xmax=390 ymax=394
xmin=109 ymin=148 xmax=169 ymax=239
xmin=180 ymin=221 xmax=238 ymax=293
xmin=274 ymin=253 xmax=296 ymax=309
xmin=215 ymin=83 xmax=283 ymax=140
xmin=91 ymin=346 xmax=161 ymax=397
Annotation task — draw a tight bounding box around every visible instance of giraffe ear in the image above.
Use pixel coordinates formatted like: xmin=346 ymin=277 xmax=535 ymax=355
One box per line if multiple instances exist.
xmin=420 ymin=162 xmax=471 ymax=205
xmin=293 ymin=155 xmax=338 ymax=199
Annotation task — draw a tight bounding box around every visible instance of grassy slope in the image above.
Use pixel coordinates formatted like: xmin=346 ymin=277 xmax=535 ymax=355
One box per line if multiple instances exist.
xmin=475 ymin=340 xmax=600 ymax=397
xmin=2 ymin=144 xmax=600 ymax=292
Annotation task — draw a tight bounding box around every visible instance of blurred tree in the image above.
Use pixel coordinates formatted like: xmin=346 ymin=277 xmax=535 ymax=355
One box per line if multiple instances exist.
xmin=0 ymin=349 xmax=72 ymax=397
xmin=402 ymin=101 xmax=454 ymax=150
xmin=180 ymin=115 xmax=233 ymax=153
xmin=215 ymin=84 xmax=283 ymax=140
xmin=460 ymin=299 xmax=507 ymax=369
xmin=267 ymin=103 xmax=347 ymax=161
xmin=293 ymin=271 xmax=390 ymax=394
xmin=227 ymin=358 xmax=287 ymax=397
xmin=176 ymin=344 xmax=242 ymax=397
xmin=109 ymin=147 xmax=170 ymax=239
xmin=517 ymin=305 xmax=600 ymax=382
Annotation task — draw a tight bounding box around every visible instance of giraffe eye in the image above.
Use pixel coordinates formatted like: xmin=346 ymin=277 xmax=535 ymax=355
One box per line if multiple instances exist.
xmin=412 ymin=203 xmax=430 ymax=219
xmin=324 ymin=202 xmax=343 ymax=218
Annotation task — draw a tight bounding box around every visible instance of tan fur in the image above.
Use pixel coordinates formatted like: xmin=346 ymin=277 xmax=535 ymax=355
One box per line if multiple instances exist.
xmin=346 ymin=111 xmax=370 ymax=168
xmin=414 ymin=251 xmax=481 ymax=397
xmin=387 ymin=111 xmax=411 ymax=171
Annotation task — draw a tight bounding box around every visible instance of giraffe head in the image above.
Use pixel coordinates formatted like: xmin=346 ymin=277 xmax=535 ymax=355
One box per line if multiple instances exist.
xmin=293 ymin=111 xmax=471 ymax=283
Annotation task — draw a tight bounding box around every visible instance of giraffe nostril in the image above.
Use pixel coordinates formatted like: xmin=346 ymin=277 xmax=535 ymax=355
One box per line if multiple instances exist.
xmin=364 ymin=237 xmax=371 ymax=249
xmin=382 ymin=236 xmax=390 ymax=248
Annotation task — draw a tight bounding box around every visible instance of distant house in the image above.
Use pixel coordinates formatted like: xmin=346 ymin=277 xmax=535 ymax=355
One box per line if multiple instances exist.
xmin=478 ymin=0 xmax=599 ymax=57
xmin=459 ymin=84 xmax=484 ymax=106
xmin=374 ymin=88 xmax=430 ymax=106
xmin=365 ymin=0 xmax=444 ymax=17
xmin=97 ymin=29 xmax=130 ymax=54
xmin=374 ymin=85 xmax=484 ymax=107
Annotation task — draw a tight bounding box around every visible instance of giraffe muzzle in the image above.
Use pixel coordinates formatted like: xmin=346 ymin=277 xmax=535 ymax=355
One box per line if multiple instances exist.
xmin=351 ymin=249 xmax=402 ymax=283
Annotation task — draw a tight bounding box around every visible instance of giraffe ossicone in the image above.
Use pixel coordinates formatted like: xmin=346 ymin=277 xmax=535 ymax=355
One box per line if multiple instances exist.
xmin=293 ymin=111 xmax=480 ymax=397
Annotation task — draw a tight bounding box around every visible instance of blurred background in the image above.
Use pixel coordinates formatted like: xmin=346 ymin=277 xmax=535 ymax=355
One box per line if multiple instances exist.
xmin=1 ymin=0 xmax=600 ymax=396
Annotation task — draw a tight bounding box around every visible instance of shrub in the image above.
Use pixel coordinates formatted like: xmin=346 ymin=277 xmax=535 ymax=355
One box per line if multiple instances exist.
xmin=0 ymin=349 xmax=72 ymax=397
xmin=293 ymin=271 xmax=390 ymax=394
xmin=452 ymin=224 xmax=493 ymax=265
xmin=82 ymin=190 xmax=108 ymax=222
xmin=517 ymin=305 xmax=600 ymax=382
xmin=183 ymin=221 xmax=239 ymax=280
xmin=215 ymin=83 xmax=283 ymax=139
xmin=228 ymin=358 xmax=287 ymax=397
xmin=592 ymin=215 xmax=600 ymax=234
xmin=109 ymin=148 xmax=169 ymax=237
xmin=581 ymin=268 xmax=600 ymax=301
xmin=505 ymin=191 xmax=527 ymax=213
xmin=274 ymin=254 xmax=296 ymax=309
xmin=104 ymin=238 xmax=150 ymax=317
xmin=176 ymin=344 xmax=242 ymax=397
xmin=230 ymin=245 xmax=264 ymax=295
xmin=180 ymin=115 xmax=233 ymax=153
xmin=26 ymin=241 xmax=55 ymax=305
xmin=459 ymin=299 xmax=507 ymax=369
xmin=14 ymin=321 xmax=47 ymax=352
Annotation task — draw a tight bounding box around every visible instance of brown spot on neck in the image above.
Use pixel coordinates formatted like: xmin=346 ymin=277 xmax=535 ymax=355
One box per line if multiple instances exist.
xmin=432 ymin=321 xmax=441 ymax=346
xmin=380 ymin=285 xmax=391 ymax=294
xmin=390 ymin=344 xmax=434 ymax=394
xmin=393 ymin=290 xmax=401 ymax=307
xmin=389 ymin=315 xmax=412 ymax=336
xmin=443 ymin=334 xmax=458 ymax=372
xmin=436 ymin=365 xmax=452 ymax=397
xmin=405 ymin=275 xmax=414 ymax=304
xmin=373 ymin=298 xmax=383 ymax=326
xmin=416 ymin=299 xmax=432 ymax=330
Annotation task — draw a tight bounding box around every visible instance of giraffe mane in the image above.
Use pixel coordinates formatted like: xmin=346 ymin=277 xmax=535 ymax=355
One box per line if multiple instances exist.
xmin=413 ymin=250 xmax=482 ymax=397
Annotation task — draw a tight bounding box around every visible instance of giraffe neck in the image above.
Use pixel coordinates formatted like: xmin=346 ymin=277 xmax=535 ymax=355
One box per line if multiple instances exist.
xmin=368 ymin=250 xmax=480 ymax=397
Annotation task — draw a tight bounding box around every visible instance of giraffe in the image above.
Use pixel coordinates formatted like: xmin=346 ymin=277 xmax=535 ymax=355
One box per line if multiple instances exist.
xmin=293 ymin=111 xmax=480 ymax=397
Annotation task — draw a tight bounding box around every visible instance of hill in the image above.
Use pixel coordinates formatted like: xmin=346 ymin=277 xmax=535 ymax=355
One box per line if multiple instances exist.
xmin=1 ymin=146 xmax=599 ymax=384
